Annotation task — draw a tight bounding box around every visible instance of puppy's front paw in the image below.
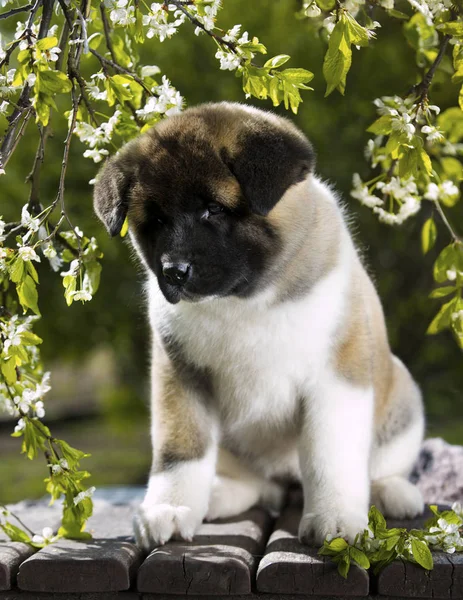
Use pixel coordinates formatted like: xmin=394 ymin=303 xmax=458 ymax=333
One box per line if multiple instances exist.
xmin=133 ymin=503 xmax=201 ymax=551
xmin=298 ymin=510 xmax=368 ymax=546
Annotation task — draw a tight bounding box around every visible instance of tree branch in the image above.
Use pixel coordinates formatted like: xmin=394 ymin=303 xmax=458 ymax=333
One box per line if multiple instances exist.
xmin=409 ymin=34 xmax=451 ymax=103
xmin=167 ymin=0 xmax=237 ymax=54
xmin=89 ymin=48 xmax=154 ymax=95
xmin=0 ymin=3 xmax=34 ymax=20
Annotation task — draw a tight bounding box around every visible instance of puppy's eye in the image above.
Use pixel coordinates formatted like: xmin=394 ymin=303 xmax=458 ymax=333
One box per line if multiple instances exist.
xmin=206 ymin=203 xmax=224 ymax=216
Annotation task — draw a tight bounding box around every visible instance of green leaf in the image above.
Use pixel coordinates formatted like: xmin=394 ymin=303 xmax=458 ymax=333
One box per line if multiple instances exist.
xmin=1 ymin=358 xmax=17 ymax=385
xmin=1 ymin=522 xmax=32 ymax=544
xmin=323 ymin=18 xmax=352 ymax=97
xmin=34 ymin=95 xmax=50 ymax=127
xmin=421 ymin=218 xmax=437 ymax=254
xmin=37 ymin=70 xmax=72 ymax=94
xmin=10 ymin=257 xmax=25 ymax=283
xmin=429 ymin=286 xmax=456 ymax=298
xmin=349 ymin=546 xmax=370 ymax=569
xmin=337 ymin=554 xmax=350 ymax=578
xmin=55 ymin=439 xmax=90 ymax=468
xmin=388 ymin=8 xmax=410 ymax=19
xmin=427 ymin=298 xmax=457 ymax=335
xmin=345 ymin=12 xmax=370 ymax=47
xmin=264 ymin=54 xmax=291 ymax=69
xmin=328 ymin=537 xmax=349 ymax=551
xmin=27 ymin=260 xmax=39 ymax=284
xmin=280 ymin=68 xmax=314 ymax=85
xmin=411 ymin=538 xmax=433 ymax=570
xmin=36 ymin=36 xmax=59 ymax=51
xmin=369 ymin=505 xmax=387 ymax=534
xmin=367 ymin=115 xmax=393 ymax=135
xmin=438 ymin=21 xmax=463 ymax=37
xmin=18 ymin=275 xmax=40 ymax=315
xmin=418 ymin=148 xmax=432 ymax=175
xmin=20 ymin=331 xmax=43 ymax=346
xmin=433 ymin=243 xmax=463 ymax=283
xmin=441 ymin=157 xmax=463 ymax=182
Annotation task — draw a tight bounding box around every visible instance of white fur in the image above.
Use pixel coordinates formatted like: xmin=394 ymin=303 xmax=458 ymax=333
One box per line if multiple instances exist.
xmin=298 ymin=376 xmax=374 ymax=543
xmin=134 ymin=445 xmax=216 ymax=550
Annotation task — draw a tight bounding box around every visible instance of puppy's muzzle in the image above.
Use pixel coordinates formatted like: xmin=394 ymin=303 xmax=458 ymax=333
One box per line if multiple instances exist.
xmin=162 ymin=261 xmax=192 ymax=286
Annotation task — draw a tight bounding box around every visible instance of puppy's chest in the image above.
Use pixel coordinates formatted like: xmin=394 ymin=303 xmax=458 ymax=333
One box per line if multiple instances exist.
xmin=169 ymin=293 xmax=341 ymax=427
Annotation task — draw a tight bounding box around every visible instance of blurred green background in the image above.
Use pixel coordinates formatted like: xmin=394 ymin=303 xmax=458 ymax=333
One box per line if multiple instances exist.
xmin=1 ymin=0 xmax=462 ymax=503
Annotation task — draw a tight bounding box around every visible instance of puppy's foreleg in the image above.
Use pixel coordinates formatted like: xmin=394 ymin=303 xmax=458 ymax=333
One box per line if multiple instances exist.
xmin=298 ymin=376 xmax=374 ymax=545
xmin=134 ymin=363 xmax=217 ymax=551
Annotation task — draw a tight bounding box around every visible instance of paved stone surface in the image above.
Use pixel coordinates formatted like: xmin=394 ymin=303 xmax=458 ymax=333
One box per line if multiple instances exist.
xmin=0 ymin=499 xmax=61 ymax=590
xmin=0 ymin=544 xmax=34 ymax=591
xmin=137 ymin=507 xmax=272 ymax=595
xmin=377 ymin=552 xmax=463 ymax=598
xmin=17 ymin=500 xmax=142 ymax=593
xmin=413 ymin=438 xmax=463 ymax=504
xmin=256 ymin=503 xmax=369 ymax=597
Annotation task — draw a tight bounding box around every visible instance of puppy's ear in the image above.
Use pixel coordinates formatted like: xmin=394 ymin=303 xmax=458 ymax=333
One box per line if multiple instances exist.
xmin=93 ymin=154 xmax=135 ymax=237
xmin=223 ymin=122 xmax=315 ymax=215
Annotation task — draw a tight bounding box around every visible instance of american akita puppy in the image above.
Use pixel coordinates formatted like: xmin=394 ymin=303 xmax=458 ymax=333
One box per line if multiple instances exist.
xmin=94 ymin=102 xmax=425 ymax=551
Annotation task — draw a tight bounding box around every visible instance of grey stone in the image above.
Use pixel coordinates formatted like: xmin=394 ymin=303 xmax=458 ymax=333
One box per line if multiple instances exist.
xmin=17 ymin=501 xmax=142 ymax=593
xmin=137 ymin=507 xmax=272 ymax=595
xmin=0 ymin=544 xmax=34 ymax=591
xmin=256 ymin=505 xmax=369 ymax=596
xmin=412 ymin=438 xmax=463 ymax=504
xmin=377 ymin=552 xmax=463 ymax=598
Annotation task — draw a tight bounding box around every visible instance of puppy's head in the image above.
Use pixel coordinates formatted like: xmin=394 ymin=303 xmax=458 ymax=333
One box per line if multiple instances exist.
xmin=94 ymin=102 xmax=314 ymax=304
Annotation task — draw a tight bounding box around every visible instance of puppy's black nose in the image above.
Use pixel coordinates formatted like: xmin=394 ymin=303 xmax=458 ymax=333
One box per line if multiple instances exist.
xmin=162 ymin=262 xmax=191 ymax=286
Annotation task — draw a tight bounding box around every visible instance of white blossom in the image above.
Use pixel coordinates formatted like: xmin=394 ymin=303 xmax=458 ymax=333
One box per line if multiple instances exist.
xmin=50 ymin=458 xmax=69 ymax=474
xmin=43 ymin=243 xmax=62 ymax=272
xmin=35 ymin=400 xmax=45 ymax=418
xmin=110 ymin=0 xmax=136 ymax=26
xmin=17 ymin=246 xmax=41 ymax=262
xmin=73 ymin=486 xmax=96 ymax=505
xmin=351 ymin=174 xmax=383 ymax=208
xmin=391 ymin=113 xmax=415 ymax=140
xmin=136 ymin=76 xmax=183 ymax=119
xmin=421 ymin=125 xmax=444 ymax=143
xmin=60 ymin=259 xmax=80 ymax=277
xmin=71 ymin=290 xmax=92 ymax=302
xmin=303 ymin=1 xmax=322 ymax=17
xmin=0 ymin=101 xmax=9 ymax=115
xmin=87 ymin=85 xmax=107 ymax=101
xmin=21 ymin=205 xmax=41 ymax=232
xmin=42 ymin=46 xmax=61 ymax=62
xmin=0 ymin=217 xmax=5 ymax=242
xmin=407 ymin=0 xmax=452 ymax=25
xmin=32 ymin=527 xmax=59 ymax=545
xmin=14 ymin=418 xmax=26 ymax=433
xmin=84 ymin=148 xmax=109 ymax=163
xmin=223 ymin=24 xmax=242 ymax=42
xmin=424 ymin=181 xmax=460 ymax=204
xmin=215 ymin=50 xmax=241 ymax=71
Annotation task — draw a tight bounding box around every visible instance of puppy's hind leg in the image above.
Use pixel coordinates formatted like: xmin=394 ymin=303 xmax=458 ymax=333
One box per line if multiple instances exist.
xmin=205 ymin=448 xmax=284 ymax=521
xmin=370 ymin=357 xmax=425 ymax=519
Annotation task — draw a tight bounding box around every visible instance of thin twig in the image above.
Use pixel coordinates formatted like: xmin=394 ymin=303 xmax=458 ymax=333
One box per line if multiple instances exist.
xmin=432 ymin=198 xmax=462 ymax=243
xmin=99 ymin=2 xmax=117 ymax=63
xmin=168 ymin=0 xmax=237 ymax=53
xmin=0 ymin=3 xmax=34 ymax=20
xmin=408 ymin=35 xmax=451 ymax=103
xmin=90 ymin=48 xmax=154 ymax=95
xmin=0 ymin=504 xmax=35 ymax=536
